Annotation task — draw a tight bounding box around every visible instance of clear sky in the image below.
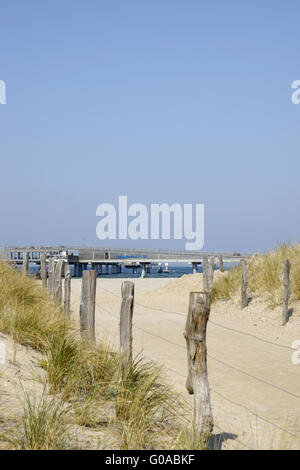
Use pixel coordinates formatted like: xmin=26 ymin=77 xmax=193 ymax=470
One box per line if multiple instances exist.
xmin=0 ymin=1 xmax=299 ymax=253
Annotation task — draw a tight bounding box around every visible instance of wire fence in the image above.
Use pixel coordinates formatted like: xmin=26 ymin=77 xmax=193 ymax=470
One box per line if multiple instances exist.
xmin=95 ymin=285 xmax=300 ymax=447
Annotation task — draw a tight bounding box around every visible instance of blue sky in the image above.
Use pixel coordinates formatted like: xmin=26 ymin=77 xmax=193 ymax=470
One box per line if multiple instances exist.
xmin=0 ymin=1 xmax=299 ymax=252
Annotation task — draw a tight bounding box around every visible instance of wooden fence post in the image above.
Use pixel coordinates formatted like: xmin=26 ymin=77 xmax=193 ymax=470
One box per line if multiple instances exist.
xmin=64 ymin=263 xmax=71 ymax=318
xmin=219 ymin=253 xmax=224 ymax=273
xmin=53 ymin=259 xmax=64 ymax=302
xmin=47 ymin=257 xmax=55 ymax=297
xmin=203 ymin=256 xmax=209 ymax=292
xmin=23 ymin=252 xmax=28 ymax=275
xmin=79 ymin=269 xmax=97 ymax=343
xmin=40 ymin=253 xmax=47 ymax=288
xmin=241 ymin=259 xmax=248 ymax=309
xmin=184 ymin=291 xmax=213 ymax=448
xmin=208 ymin=257 xmax=215 ymax=292
xmin=282 ymin=259 xmax=290 ymax=326
xmin=120 ymin=281 xmax=134 ymax=368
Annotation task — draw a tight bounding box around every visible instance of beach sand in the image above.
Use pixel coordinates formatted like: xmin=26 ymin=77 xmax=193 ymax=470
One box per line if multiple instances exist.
xmin=69 ymin=273 xmax=300 ymax=450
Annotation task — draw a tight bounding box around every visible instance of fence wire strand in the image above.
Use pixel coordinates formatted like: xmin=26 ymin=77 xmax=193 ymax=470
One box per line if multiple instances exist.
xmin=96 ymin=298 xmax=300 ymax=446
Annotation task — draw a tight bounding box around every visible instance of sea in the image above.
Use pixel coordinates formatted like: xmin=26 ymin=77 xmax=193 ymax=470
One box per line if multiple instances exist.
xmin=27 ymin=263 xmax=235 ymax=279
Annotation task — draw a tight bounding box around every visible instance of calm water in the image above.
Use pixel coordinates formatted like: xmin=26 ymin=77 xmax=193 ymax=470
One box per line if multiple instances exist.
xmin=27 ymin=263 xmax=234 ymax=279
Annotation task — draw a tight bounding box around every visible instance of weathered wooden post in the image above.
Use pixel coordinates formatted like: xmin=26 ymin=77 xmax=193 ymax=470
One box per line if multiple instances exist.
xmin=203 ymin=256 xmax=209 ymax=292
xmin=47 ymin=257 xmax=55 ymax=297
xmin=219 ymin=253 xmax=224 ymax=273
xmin=282 ymin=259 xmax=290 ymax=326
xmin=184 ymin=292 xmax=213 ymax=448
xmin=120 ymin=281 xmax=134 ymax=368
xmin=241 ymin=259 xmax=248 ymax=309
xmin=64 ymin=262 xmax=71 ymax=318
xmin=208 ymin=257 xmax=215 ymax=292
xmin=23 ymin=251 xmax=29 ymax=275
xmin=53 ymin=258 xmax=64 ymax=302
xmin=40 ymin=253 xmax=47 ymax=288
xmin=79 ymin=269 xmax=97 ymax=343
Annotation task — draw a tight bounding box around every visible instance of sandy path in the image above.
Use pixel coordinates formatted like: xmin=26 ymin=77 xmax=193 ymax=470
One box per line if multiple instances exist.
xmin=70 ymin=276 xmax=300 ymax=450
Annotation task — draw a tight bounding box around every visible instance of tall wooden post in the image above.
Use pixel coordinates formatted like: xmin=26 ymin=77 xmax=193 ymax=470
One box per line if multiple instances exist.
xmin=64 ymin=263 xmax=71 ymax=318
xmin=53 ymin=259 xmax=64 ymax=302
xmin=79 ymin=269 xmax=97 ymax=343
xmin=241 ymin=259 xmax=248 ymax=309
xmin=120 ymin=281 xmax=134 ymax=368
xmin=219 ymin=253 xmax=224 ymax=273
xmin=23 ymin=252 xmax=29 ymax=275
xmin=40 ymin=253 xmax=47 ymax=288
xmin=184 ymin=292 xmax=213 ymax=448
xmin=203 ymin=256 xmax=209 ymax=292
xmin=47 ymin=258 xmax=55 ymax=297
xmin=208 ymin=257 xmax=215 ymax=292
xmin=282 ymin=259 xmax=290 ymax=326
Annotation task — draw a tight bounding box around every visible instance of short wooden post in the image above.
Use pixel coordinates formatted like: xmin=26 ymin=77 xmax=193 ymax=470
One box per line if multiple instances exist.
xmin=79 ymin=269 xmax=97 ymax=343
xmin=184 ymin=292 xmax=213 ymax=448
xmin=282 ymin=259 xmax=290 ymax=326
xmin=120 ymin=281 xmax=134 ymax=368
xmin=203 ymin=256 xmax=209 ymax=292
xmin=53 ymin=259 xmax=64 ymax=302
xmin=241 ymin=259 xmax=248 ymax=309
xmin=219 ymin=253 xmax=224 ymax=273
xmin=40 ymin=253 xmax=47 ymax=288
xmin=208 ymin=257 xmax=215 ymax=292
xmin=23 ymin=252 xmax=29 ymax=275
xmin=64 ymin=263 xmax=71 ymax=318
xmin=47 ymin=258 xmax=55 ymax=297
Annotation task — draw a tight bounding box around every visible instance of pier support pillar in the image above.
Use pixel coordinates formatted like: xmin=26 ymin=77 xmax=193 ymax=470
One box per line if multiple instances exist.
xmin=74 ymin=263 xmax=79 ymax=277
xmin=141 ymin=264 xmax=146 ymax=278
xmin=78 ymin=264 xmax=83 ymax=277
xmin=192 ymin=262 xmax=198 ymax=274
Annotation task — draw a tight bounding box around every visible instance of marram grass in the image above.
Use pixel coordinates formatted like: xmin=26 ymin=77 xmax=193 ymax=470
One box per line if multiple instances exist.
xmin=211 ymin=244 xmax=300 ymax=308
xmin=0 ymin=260 xmax=182 ymax=449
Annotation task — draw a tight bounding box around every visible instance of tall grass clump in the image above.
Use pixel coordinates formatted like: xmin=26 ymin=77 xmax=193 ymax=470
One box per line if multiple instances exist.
xmin=115 ymin=356 xmax=175 ymax=449
xmin=0 ymin=261 xmax=69 ymax=350
xmin=40 ymin=334 xmax=118 ymax=426
xmin=211 ymin=244 xmax=300 ymax=307
xmin=12 ymin=390 xmax=71 ymax=450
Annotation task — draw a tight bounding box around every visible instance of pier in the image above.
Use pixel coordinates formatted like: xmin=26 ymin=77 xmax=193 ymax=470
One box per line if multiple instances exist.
xmin=1 ymin=246 xmax=252 ymax=277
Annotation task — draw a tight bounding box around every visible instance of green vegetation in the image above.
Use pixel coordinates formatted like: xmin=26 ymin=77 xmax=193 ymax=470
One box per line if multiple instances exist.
xmin=0 ymin=261 xmax=184 ymax=450
xmin=11 ymin=390 xmax=71 ymax=450
xmin=211 ymin=244 xmax=300 ymax=307
xmin=115 ymin=356 xmax=175 ymax=449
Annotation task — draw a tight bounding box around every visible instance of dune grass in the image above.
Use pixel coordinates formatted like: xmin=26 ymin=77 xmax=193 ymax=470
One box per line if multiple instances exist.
xmin=211 ymin=244 xmax=300 ymax=308
xmin=0 ymin=260 xmax=182 ymax=449
xmin=0 ymin=261 xmax=69 ymax=350
xmin=11 ymin=389 xmax=71 ymax=450
xmin=115 ymin=356 xmax=176 ymax=449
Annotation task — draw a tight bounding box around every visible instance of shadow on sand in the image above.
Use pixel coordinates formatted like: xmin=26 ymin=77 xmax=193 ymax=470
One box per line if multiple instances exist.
xmin=209 ymin=432 xmax=239 ymax=450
